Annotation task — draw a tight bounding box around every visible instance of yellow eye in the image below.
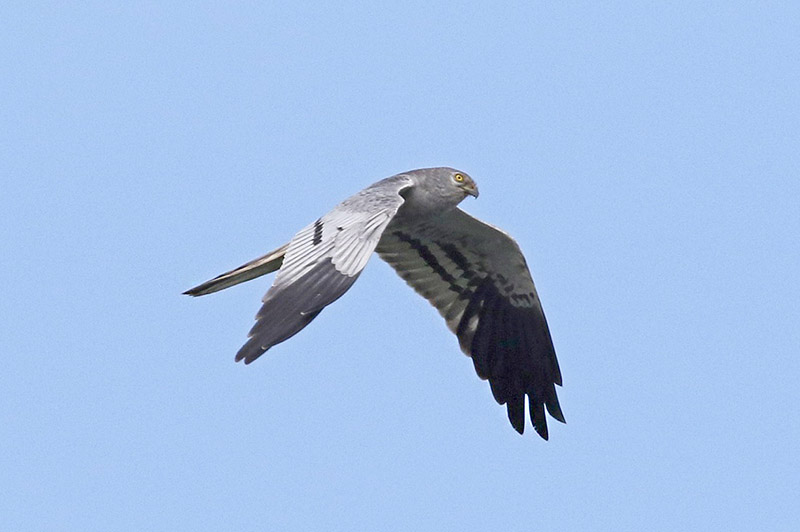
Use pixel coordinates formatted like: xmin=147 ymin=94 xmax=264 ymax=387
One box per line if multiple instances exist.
xmin=454 ymin=173 xmax=465 ymax=182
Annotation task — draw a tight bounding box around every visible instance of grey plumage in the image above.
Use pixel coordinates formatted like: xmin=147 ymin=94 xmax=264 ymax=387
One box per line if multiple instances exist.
xmin=185 ymin=167 xmax=564 ymax=439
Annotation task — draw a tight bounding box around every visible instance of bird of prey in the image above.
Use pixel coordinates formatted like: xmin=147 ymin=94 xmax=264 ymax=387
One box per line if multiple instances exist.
xmin=185 ymin=167 xmax=564 ymax=439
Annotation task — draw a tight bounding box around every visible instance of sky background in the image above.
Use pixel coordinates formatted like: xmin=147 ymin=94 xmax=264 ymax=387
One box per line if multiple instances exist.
xmin=2 ymin=2 xmax=799 ymax=531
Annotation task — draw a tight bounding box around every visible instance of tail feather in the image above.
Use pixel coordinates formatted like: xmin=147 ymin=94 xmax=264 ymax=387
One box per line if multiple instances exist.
xmin=183 ymin=243 xmax=289 ymax=296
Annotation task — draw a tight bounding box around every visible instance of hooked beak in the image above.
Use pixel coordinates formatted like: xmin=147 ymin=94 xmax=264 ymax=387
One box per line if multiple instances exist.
xmin=463 ymin=183 xmax=479 ymax=198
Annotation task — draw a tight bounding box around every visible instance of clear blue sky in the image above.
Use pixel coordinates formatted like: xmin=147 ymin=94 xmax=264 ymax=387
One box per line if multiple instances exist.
xmin=2 ymin=2 xmax=798 ymax=530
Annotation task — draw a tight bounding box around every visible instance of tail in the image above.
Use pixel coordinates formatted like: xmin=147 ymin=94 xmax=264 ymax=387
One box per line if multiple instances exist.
xmin=183 ymin=243 xmax=289 ymax=296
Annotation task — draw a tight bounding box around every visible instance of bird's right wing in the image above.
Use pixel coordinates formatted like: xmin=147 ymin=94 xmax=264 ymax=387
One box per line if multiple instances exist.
xmin=376 ymin=208 xmax=563 ymax=439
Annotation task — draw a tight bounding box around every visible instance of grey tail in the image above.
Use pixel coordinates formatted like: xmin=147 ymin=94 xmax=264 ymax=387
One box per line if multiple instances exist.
xmin=183 ymin=243 xmax=289 ymax=296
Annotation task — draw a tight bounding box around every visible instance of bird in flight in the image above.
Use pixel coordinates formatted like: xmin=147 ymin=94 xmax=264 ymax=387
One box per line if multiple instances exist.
xmin=185 ymin=167 xmax=564 ymax=439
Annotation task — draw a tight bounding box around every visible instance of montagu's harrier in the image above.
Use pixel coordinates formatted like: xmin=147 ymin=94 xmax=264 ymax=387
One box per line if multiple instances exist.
xmin=185 ymin=167 xmax=565 ymax=439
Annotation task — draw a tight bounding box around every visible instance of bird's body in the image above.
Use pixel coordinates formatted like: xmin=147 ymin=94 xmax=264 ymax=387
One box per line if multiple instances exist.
xmin=186 ymin=168 xmax=565 ymax=439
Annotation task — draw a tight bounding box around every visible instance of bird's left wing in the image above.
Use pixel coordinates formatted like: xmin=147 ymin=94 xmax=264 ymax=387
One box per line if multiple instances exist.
xmin=231 ymin=175 xmax=414 ymax=364
xmin=376 ymin=208 xmax=564 ymax=438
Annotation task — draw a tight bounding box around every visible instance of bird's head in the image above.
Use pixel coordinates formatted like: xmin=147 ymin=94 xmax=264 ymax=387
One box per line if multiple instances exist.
xmin=449 ymin=169 xmax=479 ymax=199
xmin=415 ymin=167 xmax=479 ymax=201
xmin=399 ymin=167 xmax=480 ymax=217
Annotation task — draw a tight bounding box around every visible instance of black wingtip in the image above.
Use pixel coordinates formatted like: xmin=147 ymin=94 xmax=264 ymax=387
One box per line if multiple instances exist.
xmin=530 ymin=397 xmax=550 ymax=440
xmin=507 ymin=397 xmax=526 ymax=435
xmin=235 ymin=338 xmax=259 ymax=364
xmin=546 ymin=399 xmax=567 ymax=424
